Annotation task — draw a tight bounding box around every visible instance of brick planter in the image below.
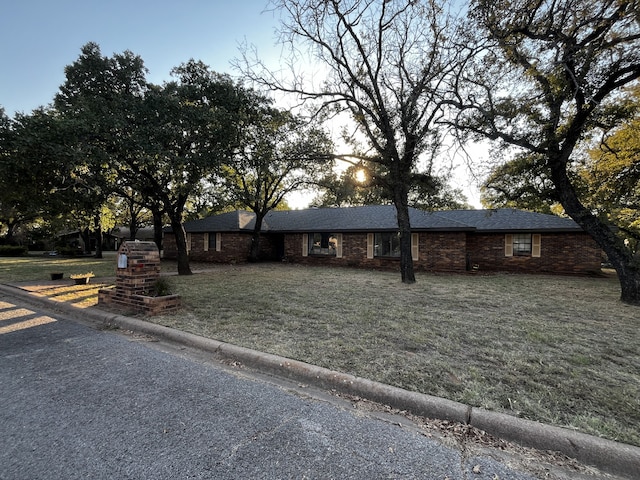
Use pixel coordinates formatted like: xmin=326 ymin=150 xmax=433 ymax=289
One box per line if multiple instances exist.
xmin=98 ymin=241 xmax=181 ymax=316
xmin=99 ymin=288 xmax=181 ymax=316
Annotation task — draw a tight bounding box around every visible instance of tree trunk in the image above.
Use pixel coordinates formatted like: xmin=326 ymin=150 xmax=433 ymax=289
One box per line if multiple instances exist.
xmin=128 ymin=207 xmax=138 ymax=241
xmin=81 ymin=227 xmax=91 ymax=254
xmin=4 ymin=221 xmax=17 ymax=245
xmin=550 ymin=161 xmax=640 ymax=305
xmin=169 ymin=215 xmax=192 ymax=275
xmin=152 ymin=208 xmax=164 ymax=252
xmin=93 ymin=214 xmax=103 ymax=259
xmin=393 ymin=184 xmax=416 ymax=284
xmin=607 ymin=248 xmax=640 ymax=305
xmin=248 ymin=214 xmax=264 ymax=262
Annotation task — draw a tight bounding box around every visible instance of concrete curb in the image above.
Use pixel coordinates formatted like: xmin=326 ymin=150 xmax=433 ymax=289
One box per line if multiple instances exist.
xmin=2 ymin=283 xmax=639 ymax=479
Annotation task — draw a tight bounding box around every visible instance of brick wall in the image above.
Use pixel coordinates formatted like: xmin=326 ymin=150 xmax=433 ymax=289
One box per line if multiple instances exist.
xmin=421 ymin=232 xmax=467 ymax=272
xmin=113 ymin=241 xmax=161 ymax=295
xmin=283 ymin=232 xmax=467 ymax=272
xmin=164 ymin=232 xmax=277 ymax=263
xmin=166 ymin=230 xmax=601 ymax=275
xmin=466 ymin=232 xmax=601 ymax=274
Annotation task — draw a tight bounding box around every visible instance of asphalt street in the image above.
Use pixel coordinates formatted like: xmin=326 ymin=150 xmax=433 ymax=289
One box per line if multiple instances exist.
xmin=0 ymin=294 xmax=576 ymax=479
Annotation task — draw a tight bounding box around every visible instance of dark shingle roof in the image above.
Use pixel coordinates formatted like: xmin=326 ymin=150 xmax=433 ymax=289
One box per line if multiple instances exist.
xmin=177 ymin=206 xmax=583 ymax=233
xmin=264 ymin=205 xmax=470 ymax=232
xmin=178 ymin=210 xmax=257 ymax=233
xmin=435 ymin=209 xmax=583 ymax=232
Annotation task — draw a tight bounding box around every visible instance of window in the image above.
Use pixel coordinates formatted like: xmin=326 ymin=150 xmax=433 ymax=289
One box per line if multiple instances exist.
xmin=208 ymin=232 xmax=221 ymax=252
xmin=374 ymin=232 xmax=401 ymax=257
xmin=308 ymin=232 xmax=338 ymax=256
xmin=505 ymin=233 xmax=541 ymax=258
xmin=513 ymin=233 xmax=532 ymax=256
xmin=367 ymin=233 xmax=419 ymax=260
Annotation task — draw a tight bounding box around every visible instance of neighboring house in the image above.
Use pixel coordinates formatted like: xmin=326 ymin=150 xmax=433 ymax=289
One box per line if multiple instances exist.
xmin=163 ymin=206 xmax=602 ymax=274
xmin=56 ymin=230 xmax=119 ymax=252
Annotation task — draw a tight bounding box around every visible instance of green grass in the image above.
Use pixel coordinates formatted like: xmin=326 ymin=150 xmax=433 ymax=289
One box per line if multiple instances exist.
xmin=0 ymin=252 xmax=120 ymax=282
xmin=2 ymin=255 xmax=639 ymax=447
xmin=0 ymin=251 xmax=191 ymax=283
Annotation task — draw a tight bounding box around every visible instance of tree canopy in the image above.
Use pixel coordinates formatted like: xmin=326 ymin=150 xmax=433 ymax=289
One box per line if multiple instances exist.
xmin=451 ymin=0 xmax=640 ymax=304
xmin=1 ymin=42 xmax=338 ymax=272
xmin=221 ymin=97 xmax=334 ymax=261
xmin=581 ymin=87 xmax=640 ymax=252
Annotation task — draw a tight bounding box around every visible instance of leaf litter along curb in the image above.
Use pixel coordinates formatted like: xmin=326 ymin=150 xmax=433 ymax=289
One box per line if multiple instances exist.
xmin=149 ymin=263 xmax=639 ymax=449
xmin=332 ymin=391 xmax=603 ymax=479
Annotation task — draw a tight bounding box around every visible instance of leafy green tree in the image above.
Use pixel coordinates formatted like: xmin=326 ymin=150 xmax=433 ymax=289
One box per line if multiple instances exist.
xmin=452 ymin=0 xmax=640 ymax=304
xmin=480 ymin=153 xmax=560 ymax=214
xmin=0 ymin=107 xmax=20 ymax=241
xmin=312 ymin=163 xmax=388 ymax=207
xmin=54 ymin=43 xmax=147 ymax=258
xmin=242 ymin=0 xmax=462 ymax=283
xmin=581 ymin=91 xmax=640 ymax=252
xmin=53 ymin=45 xmax=251 ymax=273
xmin=0 ymin=108 xmax=76 ymax=244
xmin=111 ymin=189 xmax=156 ymax=241
xmin=127 ymin=62 xmax=246 ymax=274
xmin=221 ymin=100 xmax=333 ymax=261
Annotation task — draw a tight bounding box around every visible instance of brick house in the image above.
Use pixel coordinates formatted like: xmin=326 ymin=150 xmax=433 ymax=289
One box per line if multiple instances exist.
xmin=163 ymin=206 xmax=602 ymax=274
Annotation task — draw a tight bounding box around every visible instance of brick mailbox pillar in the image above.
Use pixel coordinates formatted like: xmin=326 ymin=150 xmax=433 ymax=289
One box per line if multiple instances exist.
xmin=98 ymin=241 xmax=181 ymax=315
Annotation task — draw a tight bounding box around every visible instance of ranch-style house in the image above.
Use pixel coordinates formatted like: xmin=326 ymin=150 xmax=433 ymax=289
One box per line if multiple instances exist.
xmin=163 ymin=205 xmax=602 ymax=274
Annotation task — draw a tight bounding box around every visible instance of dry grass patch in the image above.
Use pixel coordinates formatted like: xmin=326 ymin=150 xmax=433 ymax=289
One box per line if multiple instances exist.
xmin=151 ymin=263 xmax=640 ymax=447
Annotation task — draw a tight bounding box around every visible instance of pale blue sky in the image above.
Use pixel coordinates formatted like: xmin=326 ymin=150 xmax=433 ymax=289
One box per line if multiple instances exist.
xmin=0 ymin=0 xmax=280 ymax=117
xmin=0 ymin=1 xmax=483 ymax=206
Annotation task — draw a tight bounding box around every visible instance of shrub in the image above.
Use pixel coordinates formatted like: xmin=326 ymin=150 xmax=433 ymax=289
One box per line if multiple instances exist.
xmin=154 ymin=277 xmax=172 ymax=296
xmin=58 ymin=247 xmax=82 ymax=256
xmin=0 ymin=245 xmax=28 ymax=257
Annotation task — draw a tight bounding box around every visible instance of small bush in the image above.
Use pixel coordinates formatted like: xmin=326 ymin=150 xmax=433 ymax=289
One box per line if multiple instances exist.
xmin=28 ymin=241 xmax=49 ymax=251
xmin=154 ymin=277 xmax=172 ymax=296
xmin=0 ymin=245 xmax=28 ymax=257
xmin=58 ymin=247 xmax=82 ymax=256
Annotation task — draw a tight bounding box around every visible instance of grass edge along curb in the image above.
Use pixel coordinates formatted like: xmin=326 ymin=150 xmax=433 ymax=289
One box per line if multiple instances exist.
xmin=1 ymin=283 xmax=638 ymax=479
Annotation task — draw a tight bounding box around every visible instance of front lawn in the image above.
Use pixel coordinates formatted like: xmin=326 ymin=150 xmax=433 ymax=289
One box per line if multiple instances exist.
xmin=152 ymin=264 xmax=639 ymax=447
xmin=2 ymin=255 xmax=638 ymax=446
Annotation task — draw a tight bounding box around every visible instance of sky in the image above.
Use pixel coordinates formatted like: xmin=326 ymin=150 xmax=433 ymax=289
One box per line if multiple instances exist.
xmin=0 ymin=0 xmax=483 ymax=207
xmin=0 ymin=0 xmax=280 ymax=117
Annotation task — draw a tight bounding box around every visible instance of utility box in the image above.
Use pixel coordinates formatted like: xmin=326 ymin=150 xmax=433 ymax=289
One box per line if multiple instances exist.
xmin=98 ymin=241 xmax=180 ymax=315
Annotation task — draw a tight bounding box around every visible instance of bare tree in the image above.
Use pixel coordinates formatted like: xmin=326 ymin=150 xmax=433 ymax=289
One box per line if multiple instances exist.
xmin=240 ymin=0 xmax=462 ymax=283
